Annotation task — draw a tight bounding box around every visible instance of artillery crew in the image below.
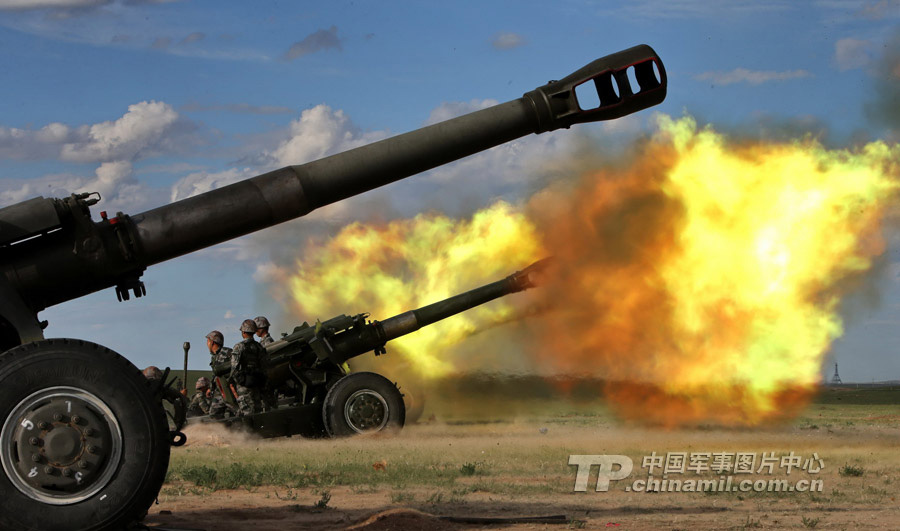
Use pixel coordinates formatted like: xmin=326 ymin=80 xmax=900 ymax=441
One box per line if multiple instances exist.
xmin=188 ymin=377 xmax=212 ymax=416
xmin=254 ymin=315 xmax=279 ymax=411
xmin=206 ymin=330 xmax=234 ymax=419
xmin=230 ymin=319 xmax=267 ymax=416
xmin=254 ymin=315 xmax=275 ymax=346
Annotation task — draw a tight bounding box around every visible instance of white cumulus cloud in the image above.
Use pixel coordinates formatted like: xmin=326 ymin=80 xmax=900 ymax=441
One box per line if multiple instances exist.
xmin=0 ymin=100 xmax=189 ymax=163
xmin=0 ymin=122 xmax=75 ymax=159
xmin=0 ymin=100 xmax=192 ymax=212
xmin=61 ymin=100 xmax=181 ymax=162
xmin=264 ymin=104 xmax=389 ymax=167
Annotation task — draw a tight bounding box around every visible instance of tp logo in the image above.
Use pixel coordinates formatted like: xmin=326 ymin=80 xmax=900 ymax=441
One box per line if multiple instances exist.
xmin=569 ymin=455 xmax=633 ymax=492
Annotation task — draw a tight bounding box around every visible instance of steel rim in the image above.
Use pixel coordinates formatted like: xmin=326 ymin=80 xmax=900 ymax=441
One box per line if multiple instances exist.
xmin=343 ymin=389 xmax=389 ymax=433
xmin=1 ymin=386 xmax=123 ymax=505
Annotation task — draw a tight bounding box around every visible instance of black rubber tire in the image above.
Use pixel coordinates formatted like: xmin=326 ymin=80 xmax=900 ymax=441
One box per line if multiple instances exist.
xmin=0 ymin=339 xmax=170 ymax=531
xmin=322 ymin=372 xmax=405 ymax=437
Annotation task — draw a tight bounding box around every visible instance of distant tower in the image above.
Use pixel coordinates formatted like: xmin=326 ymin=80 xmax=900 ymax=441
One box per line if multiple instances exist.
xmin=831 ymin=362 xmax=842 ymax=385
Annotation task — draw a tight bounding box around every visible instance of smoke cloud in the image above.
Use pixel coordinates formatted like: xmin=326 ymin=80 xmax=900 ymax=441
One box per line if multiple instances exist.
xmin=266 ymin=112 xmax=899 ymax=427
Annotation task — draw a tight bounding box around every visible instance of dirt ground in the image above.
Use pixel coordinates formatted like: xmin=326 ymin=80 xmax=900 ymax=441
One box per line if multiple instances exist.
xmin=143 ymin=400 xmax=900 ymax=530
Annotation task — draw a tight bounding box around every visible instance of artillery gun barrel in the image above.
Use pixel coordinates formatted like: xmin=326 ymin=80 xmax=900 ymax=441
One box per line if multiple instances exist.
xmin=0 ymin=45 xmax=667 ymax=531
xmin=135 ymin=46 xmax=664 ymax=265
xmin=135 ymin=99 xmax=534 ymax=265
xmin=266 ymin=258 xmax=552 ymax=368
xmin=379 ymin=257 xmax=551 ymax=341
xmin=1 ymin=45 xmax=664 ymax=324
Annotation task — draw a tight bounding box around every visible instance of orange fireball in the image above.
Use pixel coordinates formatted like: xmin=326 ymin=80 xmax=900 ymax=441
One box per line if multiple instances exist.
xmin=534 ymin=115 xmax=899 ymax=425
xmin=283 ymin=114 xmax=899 ymax=427
xmin=287 ymin=202 xmax=543 ymax=378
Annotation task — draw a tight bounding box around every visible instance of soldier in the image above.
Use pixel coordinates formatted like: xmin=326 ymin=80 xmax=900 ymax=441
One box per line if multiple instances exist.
xmin=230 ymin=319 xmax=267 ymax=416
xmin=254 ymin=315 xmax=278 ymax=410
xmin=206 ymin=330 xmax=234 ymax=419
xmin=254 ymin=316 xmax=275 ymax=346
xmin=188 ymin=377 xmax=212 ymax=416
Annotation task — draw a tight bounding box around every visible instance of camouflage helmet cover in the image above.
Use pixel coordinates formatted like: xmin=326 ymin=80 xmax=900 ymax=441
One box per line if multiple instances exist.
xmin=254 ymin=315 xmax=270 ymax=329
xmin=240 ymin=319 xmax=258 ymax=333
xmin=142 ymin=366 xmax=163 ymax=380
xmin=195 ymin=377 xmax=210 ymax=389
xmin=205 ymin=330 xmax=224 ymax=346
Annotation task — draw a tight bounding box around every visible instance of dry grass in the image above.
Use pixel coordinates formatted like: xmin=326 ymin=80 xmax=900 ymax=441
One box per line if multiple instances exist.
xmin=152 ymin=397 xmax=900 ymax=530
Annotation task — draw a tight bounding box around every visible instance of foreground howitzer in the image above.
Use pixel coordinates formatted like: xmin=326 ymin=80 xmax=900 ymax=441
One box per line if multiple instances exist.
xmin=190 ymin=259 xmax=551 ymax=438
xmin=0 ymin=45 xmax=665 ymax=531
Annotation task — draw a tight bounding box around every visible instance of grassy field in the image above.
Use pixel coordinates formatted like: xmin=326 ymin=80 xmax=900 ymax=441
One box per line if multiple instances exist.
xmin=145 ymin=386 xmax=900 ymax=530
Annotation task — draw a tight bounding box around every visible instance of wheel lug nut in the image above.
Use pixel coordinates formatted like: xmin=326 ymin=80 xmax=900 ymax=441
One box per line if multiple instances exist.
xmin=86 ymin=445 xmax=98 ymax=454
xmin=39 ymin=421 xmax=50 ymax=430
xmin=52 ymin=413 xmax=63 ymax=422
xmin=84 ymin=428 xmax=95 ymax=437
xmin=31 ymin=454 xmax=41 ymax=463
xmin=29 ymin=437 xmax=40 ymax=446
xmin=71 ymin=415 xmax=81 ymax=424
xmin=78 ymin=460 xmax=88 ymax=469
xmin=62 ymin=468 xmax=73 ymax=477
xmin=43 ymin=466 xmax=55 ymax=475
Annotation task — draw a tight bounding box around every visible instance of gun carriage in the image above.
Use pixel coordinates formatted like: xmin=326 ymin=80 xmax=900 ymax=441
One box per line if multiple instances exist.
xmin=0 ymin=46 xmax=665 ymax=530
xmin=192 ymin=259 xmax=550 ymax=438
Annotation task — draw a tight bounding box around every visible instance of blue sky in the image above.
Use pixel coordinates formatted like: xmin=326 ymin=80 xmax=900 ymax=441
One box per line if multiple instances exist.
xmin=1 ymin=0 xmax=899 ymax=382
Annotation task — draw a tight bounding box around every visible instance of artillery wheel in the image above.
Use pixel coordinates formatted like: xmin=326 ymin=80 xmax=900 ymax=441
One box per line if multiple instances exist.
xmin=322 ymin=372 xmax=405 ymax=437
xmin=0 ymin=339 xmax=170 ymax=531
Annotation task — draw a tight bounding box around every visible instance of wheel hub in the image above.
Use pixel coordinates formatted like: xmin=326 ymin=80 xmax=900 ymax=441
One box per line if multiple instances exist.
xmin=44 ymin=426 xmax=81 ymax=463
xmin=343 ymin=390 xmax=389 ymax=433
xmin=1 ymin=387 xmax=122 ymax=505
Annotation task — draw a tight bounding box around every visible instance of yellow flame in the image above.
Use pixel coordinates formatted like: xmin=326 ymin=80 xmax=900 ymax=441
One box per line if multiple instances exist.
xmin=656 ymin=116 xmax=897 ymax=416
xmin=287 ymin=202 xmax=542 ymax=377
xmin=535 ymin=115 xmax=899 ymax=425
xmin=284 ymin=114 xmax=899 ymax=426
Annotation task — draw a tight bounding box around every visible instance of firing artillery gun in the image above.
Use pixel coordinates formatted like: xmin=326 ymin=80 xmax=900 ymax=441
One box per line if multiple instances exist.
xmin=0 ymin=46 xmax=666 ymax=530
xmin=189 ymin=259 xmax=551 ymax=438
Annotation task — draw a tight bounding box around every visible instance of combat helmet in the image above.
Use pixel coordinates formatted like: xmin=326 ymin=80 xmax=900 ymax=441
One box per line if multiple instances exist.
xmin=254 ymin=316 xmax=270 ymax=329
xmin=240 ymin=319 xmax=258 ymax=333
xmin=205 ymin=330 xmax=224 ymax=346
xmin=195 ymin=377 xmax=210 ymax=389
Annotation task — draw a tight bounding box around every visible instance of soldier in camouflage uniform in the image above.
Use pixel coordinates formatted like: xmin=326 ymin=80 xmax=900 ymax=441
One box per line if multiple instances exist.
xmin=206 ymin=330 xmax=235 ymax=419
xmin=254 ymin=316 xmax=275 ymax=346
xmin=254 ymin=316 xmax=278 ymax=410
xmin=230 ymin=319 xmax=267 ymax=416
xmin=188 ymin=377 xmax=212 ymax=416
